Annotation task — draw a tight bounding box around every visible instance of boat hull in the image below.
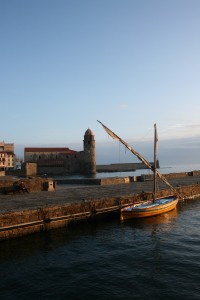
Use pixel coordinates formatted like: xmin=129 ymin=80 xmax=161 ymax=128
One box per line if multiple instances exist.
xmin=120 ymin=196 xmax=178 ymax=221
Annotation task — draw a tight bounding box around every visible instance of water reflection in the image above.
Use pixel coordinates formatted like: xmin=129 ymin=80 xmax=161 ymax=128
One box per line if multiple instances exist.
xmin=0 ymin=219 xmax=117 ymax=262
xmin=122 ymin=207 xmax=178 ymax=230
xmin=1 ymin=199 xmax=200 ymax=300
xmin=0 ymin=198 xmax=199 ymax=264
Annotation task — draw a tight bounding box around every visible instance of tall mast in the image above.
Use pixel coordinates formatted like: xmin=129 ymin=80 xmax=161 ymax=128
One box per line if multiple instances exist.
xmin=153 ymin=123 xmax=158 ymax=203
xmin=97 ymin=120 xmax=182 ymax=199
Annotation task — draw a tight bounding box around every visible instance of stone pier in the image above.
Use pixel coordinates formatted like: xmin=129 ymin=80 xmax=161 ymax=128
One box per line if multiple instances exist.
xmin=1 ymin=172 xmax=200 ymax=240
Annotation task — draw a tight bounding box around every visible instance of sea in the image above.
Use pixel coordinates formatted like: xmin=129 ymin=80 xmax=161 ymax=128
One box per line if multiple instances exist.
xmin=0 ymin=163 xmax=200 ymax=300
xmin=52 ymin=162 xmax=200 ymax=180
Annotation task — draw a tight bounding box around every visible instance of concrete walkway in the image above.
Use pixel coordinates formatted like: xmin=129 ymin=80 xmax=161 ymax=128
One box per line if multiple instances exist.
xmin=0 ymin=175 xmax=200 ymax=214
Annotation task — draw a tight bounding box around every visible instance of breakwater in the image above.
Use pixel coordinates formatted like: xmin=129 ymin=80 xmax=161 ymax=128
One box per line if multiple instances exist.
xmin=96 ymin=161 xmax=160 ymax=172
xmin=0 ymin=176 xmax=200 ymax=240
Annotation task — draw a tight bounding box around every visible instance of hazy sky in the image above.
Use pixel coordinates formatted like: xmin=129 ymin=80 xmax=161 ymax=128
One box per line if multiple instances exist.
xmin=1 ymin=0 xmax=200 ymax=164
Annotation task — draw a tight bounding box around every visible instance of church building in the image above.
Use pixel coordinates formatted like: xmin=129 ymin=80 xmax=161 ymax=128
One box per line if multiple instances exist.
xmin=24 ymin=129 xmax=96 ymax=175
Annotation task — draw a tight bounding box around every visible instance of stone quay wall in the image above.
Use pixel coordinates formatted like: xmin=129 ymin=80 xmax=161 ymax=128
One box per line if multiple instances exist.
xmin=0 ymin=183 xmax=200 ymax=241
xmin=56 ymin=177 xmax=130 ymax=185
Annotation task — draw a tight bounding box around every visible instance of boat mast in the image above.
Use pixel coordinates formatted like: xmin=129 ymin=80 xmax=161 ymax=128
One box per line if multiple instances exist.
xmin=97 ymin=120 xmax=182 ymax=199
xmin=153 ymin=124 xmax=157 ymax=203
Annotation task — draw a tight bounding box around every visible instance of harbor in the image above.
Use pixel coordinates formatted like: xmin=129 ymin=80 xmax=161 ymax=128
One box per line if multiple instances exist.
xmin=1 ymin=171 xmax=200 ymax=240
xmin=2 ymin=1 xmax=200 ymax=298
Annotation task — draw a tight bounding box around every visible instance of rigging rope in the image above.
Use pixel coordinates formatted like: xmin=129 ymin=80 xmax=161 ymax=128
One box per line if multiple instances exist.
xmin=97 ymin=120 xmax=183 ymax=199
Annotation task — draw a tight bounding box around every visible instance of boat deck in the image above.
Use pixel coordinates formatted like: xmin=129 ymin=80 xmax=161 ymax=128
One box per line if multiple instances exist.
xmin=124 ymin=196 xmax=176 ymax=211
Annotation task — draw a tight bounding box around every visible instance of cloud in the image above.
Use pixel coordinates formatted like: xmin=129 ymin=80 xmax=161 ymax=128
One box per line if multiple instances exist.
xmin=158 ymin=122 xmax=200 ymax=141
xmin=118 ymin=103 xmax=128 ymax=109
xmin=186 ymin=124 xmax=200 ymax=130
xmin=168 ymin=123 xmax=200 ymax=130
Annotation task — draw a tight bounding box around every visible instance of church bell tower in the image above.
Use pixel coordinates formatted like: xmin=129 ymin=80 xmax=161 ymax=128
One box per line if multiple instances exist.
xmin=83 ymin=128 xmax=96 ymax=174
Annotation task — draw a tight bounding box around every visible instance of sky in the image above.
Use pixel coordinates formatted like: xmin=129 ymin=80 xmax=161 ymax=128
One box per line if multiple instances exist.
xmin=1 ymin=0 xmax=200 ymax=165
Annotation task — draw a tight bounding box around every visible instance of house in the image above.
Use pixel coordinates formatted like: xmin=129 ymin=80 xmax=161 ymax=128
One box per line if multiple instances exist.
xmin=0 ymin=141 xmax=15 ymax=170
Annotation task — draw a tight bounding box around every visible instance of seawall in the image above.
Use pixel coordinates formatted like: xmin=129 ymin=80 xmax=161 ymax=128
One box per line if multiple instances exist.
xmin=96 ymin=162 xmax=159 ymax=172
xmin=0 ymin=176 xmax=200 ymax=240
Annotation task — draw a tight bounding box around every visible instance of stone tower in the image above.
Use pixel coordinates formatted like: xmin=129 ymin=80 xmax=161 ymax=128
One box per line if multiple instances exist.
xmin=83 ymin=128 xmax=96 ymax=174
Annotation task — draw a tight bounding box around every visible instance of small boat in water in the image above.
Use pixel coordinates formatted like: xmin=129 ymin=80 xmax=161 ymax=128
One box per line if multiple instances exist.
xmin=120 ymin=195 xmax=178 ymax=220
xmin=97 ymin=121 xmax=181 ymax=221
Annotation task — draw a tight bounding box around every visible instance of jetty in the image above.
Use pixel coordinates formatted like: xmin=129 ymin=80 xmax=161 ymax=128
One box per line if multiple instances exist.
xmin=0 ymin=171 xmax=200 ymax=240
xmin=96 ymin=162 xmax=159 ymax=172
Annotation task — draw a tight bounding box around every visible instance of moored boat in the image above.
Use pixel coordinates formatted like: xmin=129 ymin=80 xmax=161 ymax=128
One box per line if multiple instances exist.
xmin=120 ymin=195 xmax=178 ymax=220
xmin=98 ymin=120 xmax=182 ymax=220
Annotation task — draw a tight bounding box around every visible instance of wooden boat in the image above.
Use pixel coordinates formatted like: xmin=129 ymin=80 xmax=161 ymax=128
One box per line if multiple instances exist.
xmin=97 ymin=120 xmax=181 ymax=220
xmin=120 ymin=196 xmax=178 ymax=220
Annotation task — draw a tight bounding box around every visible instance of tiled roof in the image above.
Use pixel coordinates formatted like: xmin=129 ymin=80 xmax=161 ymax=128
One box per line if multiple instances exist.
xmin=24 ymin=147 xmax=78 ymax=154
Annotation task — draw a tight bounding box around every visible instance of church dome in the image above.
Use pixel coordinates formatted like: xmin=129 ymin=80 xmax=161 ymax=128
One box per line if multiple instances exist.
xmin=84 ymin=128 xmax=94 ymax=136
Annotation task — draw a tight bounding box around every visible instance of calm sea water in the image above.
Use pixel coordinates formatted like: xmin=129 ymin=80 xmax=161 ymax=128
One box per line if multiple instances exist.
xmin=52 ymin=163 xmax=200 ymax=180
xmin=0 ymin=198 xmax=200 ymax=300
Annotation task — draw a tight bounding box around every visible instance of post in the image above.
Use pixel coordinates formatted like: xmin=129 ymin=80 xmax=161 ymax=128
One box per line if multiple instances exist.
xmin=153 ymin=123 xmax=158 ymax=203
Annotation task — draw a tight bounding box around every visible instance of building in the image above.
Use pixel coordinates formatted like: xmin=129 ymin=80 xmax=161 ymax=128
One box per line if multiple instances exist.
xmin=0 ymin=141 xmax=15 ymax=170
xmin=24 ymin=128 xmax=96 ymax=175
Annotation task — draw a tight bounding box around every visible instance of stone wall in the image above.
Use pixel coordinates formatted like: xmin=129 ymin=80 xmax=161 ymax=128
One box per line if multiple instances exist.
xmin=100 ymin=177 xmax=130 ymax=185
xmin=164 ymin=171 xmax=200 ymax=179
xmin=37 ymin=166 xmax=66 ymax=175
xmin=1 ymin=183 xmax=200 ymax=240
xmin=0 ymin=177 xmax=54 ymax=193
xmin=96 ymin=162 xmax=158 ymax=172
xmin=56 ymin=177 xmax=130 ymax=185
xmin=25 ymin=163 xmax=37 ymax=177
